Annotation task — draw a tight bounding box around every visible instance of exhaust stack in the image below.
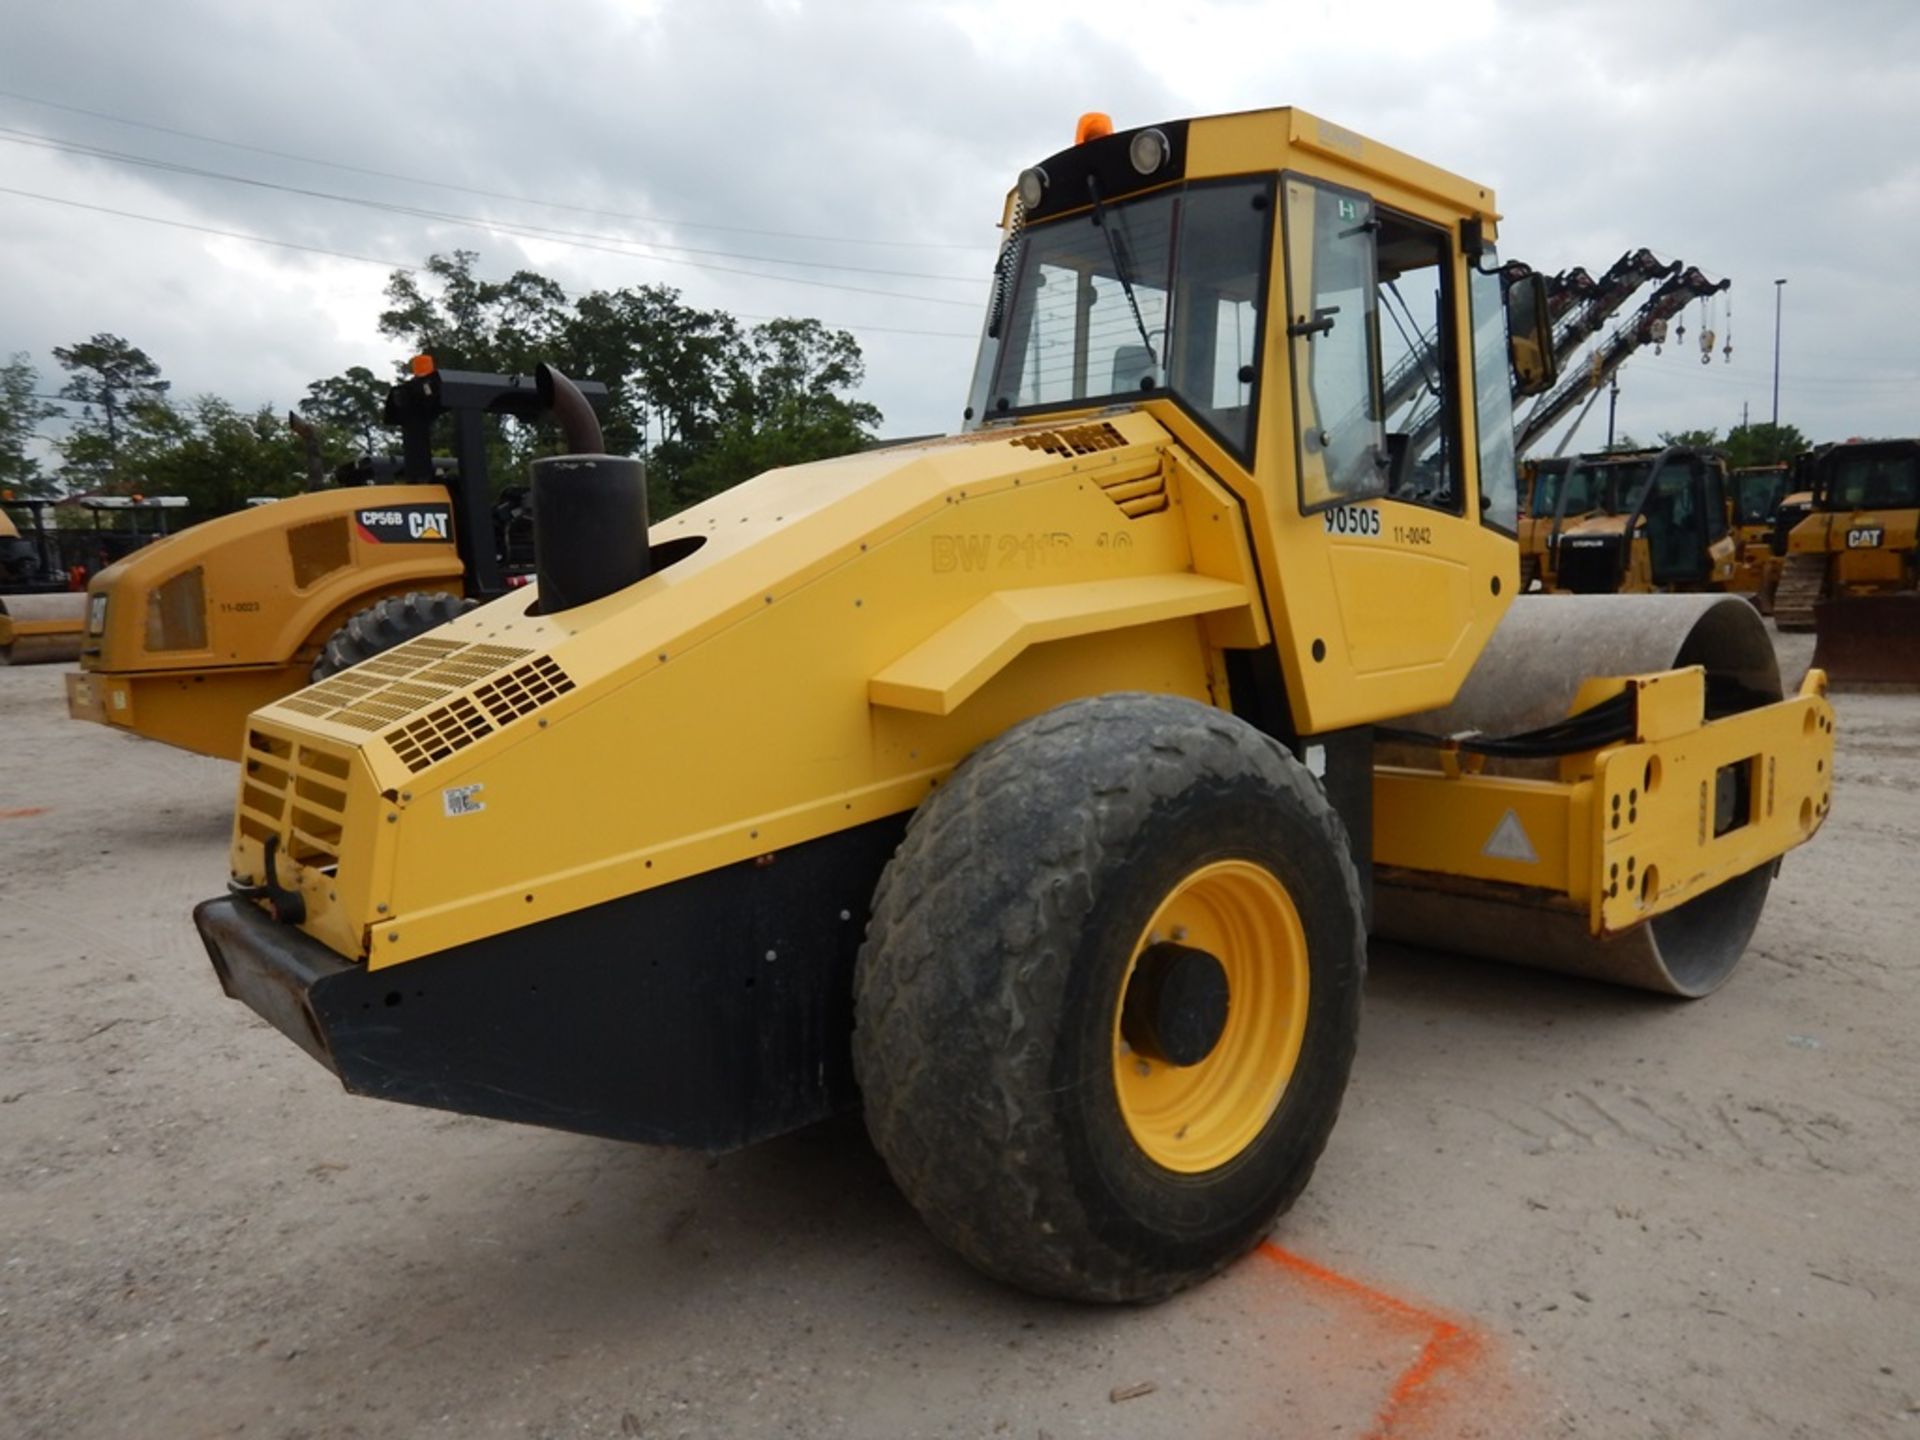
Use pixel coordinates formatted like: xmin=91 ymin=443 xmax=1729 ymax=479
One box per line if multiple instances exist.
xmin=530 ymin=364 xmax=650 ymax=613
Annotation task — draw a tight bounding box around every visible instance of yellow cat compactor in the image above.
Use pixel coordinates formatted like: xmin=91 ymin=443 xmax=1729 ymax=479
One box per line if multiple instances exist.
xmin=1 ymin=504 xmax=86 ymax=665
xmin=64 ymin=366 xmax=603 ymax=758
xmin=195 ymin=108 xmax=1834 ymax=1303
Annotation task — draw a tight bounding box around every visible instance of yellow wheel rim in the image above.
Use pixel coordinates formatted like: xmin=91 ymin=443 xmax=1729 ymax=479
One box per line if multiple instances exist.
xmin=1112 ymin=859 xmax=1309 ymax=1174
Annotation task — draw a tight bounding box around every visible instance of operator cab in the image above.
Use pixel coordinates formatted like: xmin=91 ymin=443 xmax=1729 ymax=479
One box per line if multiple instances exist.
xmin=960 ymin=107 xmax=1557 ymax=730
xmin=1815 ymin=439 xmax=1920 ymax=512
xmin=964 ymin=112 xmax=1555 ymax=524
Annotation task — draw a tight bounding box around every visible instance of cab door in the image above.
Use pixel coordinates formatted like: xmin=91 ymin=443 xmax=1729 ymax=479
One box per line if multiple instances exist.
xmin=1646 ymin=457 xmax=1710 ymax=587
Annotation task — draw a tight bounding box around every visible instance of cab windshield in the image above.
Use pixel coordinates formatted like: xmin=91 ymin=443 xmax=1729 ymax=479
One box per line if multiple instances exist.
xmin=1561 ymin=458 xmax=1652 ymax=517
xmin=1826 ymin=450 xmax=1920 ymax=510
xmin=1529 ymin=462 xmax=1571 ymax=517
xmin=1732 ymin=468 xmax=1788 ymax=524
xmin=979 ymin=179 xmax=1274 ymax=459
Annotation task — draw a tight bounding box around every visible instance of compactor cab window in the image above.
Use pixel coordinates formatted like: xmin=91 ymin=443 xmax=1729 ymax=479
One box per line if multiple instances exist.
xmin=1470 ymin=262 xmax=1518 ymax=533
xmin=1283 ymin=180 xmax=1460 ymax=514
xmin=987 ymin=179 xmax=1273 ymax=460
xmin=1374 ymin=220 xmax=1461 ymax=514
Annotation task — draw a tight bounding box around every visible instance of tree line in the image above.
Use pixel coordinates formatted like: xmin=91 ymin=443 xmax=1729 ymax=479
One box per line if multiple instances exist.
xmin=0 ymin=250 xmax=883 ymax=524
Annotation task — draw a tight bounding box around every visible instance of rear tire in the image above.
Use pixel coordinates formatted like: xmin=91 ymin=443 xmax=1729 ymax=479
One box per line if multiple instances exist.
xmin=853 ymin=694 xmax=1365 ymax=1303
xmin=310 ymin=590 xmax=473 ymax=680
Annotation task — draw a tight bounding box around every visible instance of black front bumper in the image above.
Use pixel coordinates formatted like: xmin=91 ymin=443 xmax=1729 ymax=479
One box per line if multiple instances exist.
xmin=192 ymin=814 xmax=906 ymax=1152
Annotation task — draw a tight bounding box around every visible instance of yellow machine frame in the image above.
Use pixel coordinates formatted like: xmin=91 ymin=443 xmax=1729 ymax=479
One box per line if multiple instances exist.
xmin=199 ymin=105 xmax=1832 ymax=1192
xmin=221 ymin=106 xmax=1830 ymax=971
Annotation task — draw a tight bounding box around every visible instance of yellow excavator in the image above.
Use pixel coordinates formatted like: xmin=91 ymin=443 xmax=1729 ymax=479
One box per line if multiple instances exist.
xmin=1774 ymin=437 xmax=1920 ymax=683
xmin=193 ymin=106 xmax=1833 ymax=1304
xmin=64 ymin=365 xmax=604 ymax=757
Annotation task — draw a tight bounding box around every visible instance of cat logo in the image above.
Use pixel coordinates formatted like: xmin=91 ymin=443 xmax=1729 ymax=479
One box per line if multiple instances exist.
xmin=355 ymin=504 xmax=456 ymax=546
xmin=1845 ymin=525 xmax=1883 ymax=549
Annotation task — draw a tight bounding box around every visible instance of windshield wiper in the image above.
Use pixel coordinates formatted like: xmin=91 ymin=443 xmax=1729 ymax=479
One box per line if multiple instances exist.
xmin=1086 ymin=174 xmax=1159 ymax=373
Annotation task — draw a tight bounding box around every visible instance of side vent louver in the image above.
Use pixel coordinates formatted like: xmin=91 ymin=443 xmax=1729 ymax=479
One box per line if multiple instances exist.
xmin=1008 ymin=422 xmax=1168 ymax=516
xmin=1095 ymin=469 xmax=1169 ymax=518
xmin=275 ymin=632 xmax=577 ymax=774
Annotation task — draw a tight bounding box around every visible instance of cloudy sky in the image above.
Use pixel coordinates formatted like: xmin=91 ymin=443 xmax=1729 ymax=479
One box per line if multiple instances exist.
xmin=4 ymin=0 xmax=1916 ymax=461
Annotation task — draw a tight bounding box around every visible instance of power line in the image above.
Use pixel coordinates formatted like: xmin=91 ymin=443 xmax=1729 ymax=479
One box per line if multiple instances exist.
xmin=0 ymin=129 xmax=985 ymax=304
xmin=0 ymin=186 xmax=978 ymax=342
xmin=0 ymin=85 xmax=995 ymax=254
xmin=0 ymin=127 xmax=980 ymax=283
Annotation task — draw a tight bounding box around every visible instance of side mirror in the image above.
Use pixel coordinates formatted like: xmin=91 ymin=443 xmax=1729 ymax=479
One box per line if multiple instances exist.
xmin=1506 ymin=272 xmax=1558 ymax=399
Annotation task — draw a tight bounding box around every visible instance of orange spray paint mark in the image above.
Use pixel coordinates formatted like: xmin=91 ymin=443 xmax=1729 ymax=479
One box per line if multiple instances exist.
xmin=0 ymin=807 xmax=50 ymax=819
xmin=1257 ymin=1242 xmax=1486 ymax=1439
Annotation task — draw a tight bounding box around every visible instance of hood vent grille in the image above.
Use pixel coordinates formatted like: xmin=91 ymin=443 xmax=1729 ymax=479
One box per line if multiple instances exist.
xmin=1010 ymin=422 xmax=1127 ymax=458
xmin=280 ymin=636 xmax=534 ymax=729
xmin=388 ymin=696 xmax=495 ymax=773
xmin=276 ymin=632 xmax=577 ymax=770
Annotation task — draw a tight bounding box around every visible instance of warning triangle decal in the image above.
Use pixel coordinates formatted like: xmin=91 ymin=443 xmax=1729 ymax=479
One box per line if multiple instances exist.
xmin=1481 ymin=808 xmax=1539 ymax=864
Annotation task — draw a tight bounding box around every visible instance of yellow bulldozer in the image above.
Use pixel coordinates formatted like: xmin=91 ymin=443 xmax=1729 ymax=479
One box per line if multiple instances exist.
xmin=192 ymin=106 xmax=1834 ymax=1303
xmin=1726 ymin=462 xmax=1792 ymax=610
xmin=1773 ymin=437 xmax=1920 ymax=684
xmin=1516 ymin=455 xmax=1570 ymax=590
xmin=64 ymin=365 xmax=604 ymax=758
xmin=1545 ymin=445 xmax=1738 ymax=595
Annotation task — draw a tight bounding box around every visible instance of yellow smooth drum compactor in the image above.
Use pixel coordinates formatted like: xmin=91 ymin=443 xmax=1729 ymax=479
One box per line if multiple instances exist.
xmin=0 ymin=505 xmax=85 ymax=665
xmin=194 ymin=108 xmax=1833 ymax=1302
xmin=64 ymin=368 xmax=604 ymax=757
xmin=0 ymin=592 xmax=86 ymax=665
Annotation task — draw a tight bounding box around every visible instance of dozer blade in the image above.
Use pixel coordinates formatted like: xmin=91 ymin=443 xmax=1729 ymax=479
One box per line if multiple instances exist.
xmin=1772 ymin=552 xmax=1826 ymax=632
xmin=1811 ymin=593 xmax=1920 ymax=689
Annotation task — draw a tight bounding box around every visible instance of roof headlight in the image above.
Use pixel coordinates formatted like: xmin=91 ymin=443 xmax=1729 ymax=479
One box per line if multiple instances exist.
xmin=1128 ymin=127 xmax=1169 ymax=175
xmin=1017 ymin=166 xmax=1048 ymax=211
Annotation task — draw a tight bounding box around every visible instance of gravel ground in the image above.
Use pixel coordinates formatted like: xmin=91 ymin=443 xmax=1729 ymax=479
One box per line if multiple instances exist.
xmin=2 ymin=632 xmax=1915 ymax=1439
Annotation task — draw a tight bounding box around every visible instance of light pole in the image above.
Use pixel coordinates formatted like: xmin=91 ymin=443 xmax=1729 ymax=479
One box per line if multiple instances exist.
xmin=1771 ymin=278 xmax=1787 ymax=429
